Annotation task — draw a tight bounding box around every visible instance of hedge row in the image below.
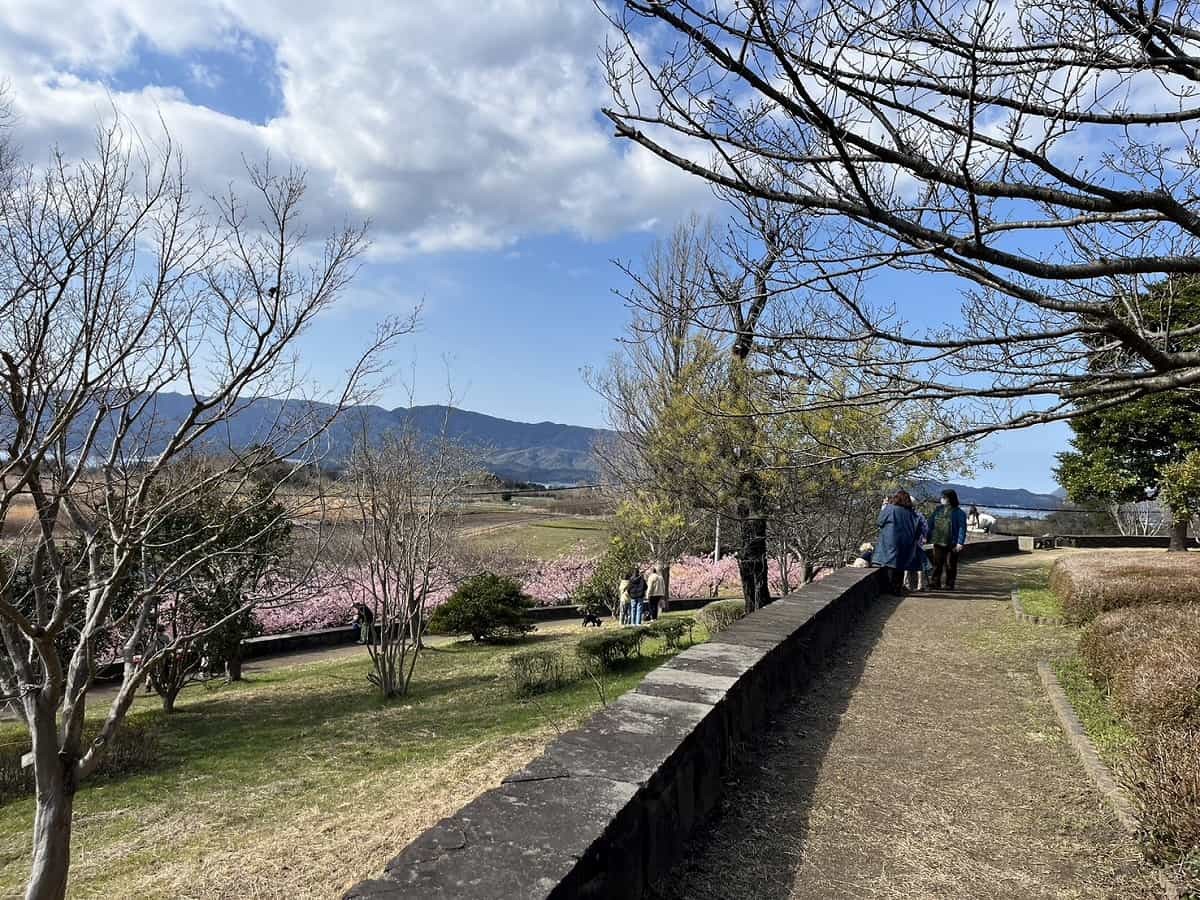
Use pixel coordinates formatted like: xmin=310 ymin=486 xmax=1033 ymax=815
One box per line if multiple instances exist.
xmin=1079 ymin=604 xmax=1200 ymax=888
xmin=504 ymin=618 xmax=701 ymax=695
xmin=1050 ymin=552 xmax=1200 ymax=623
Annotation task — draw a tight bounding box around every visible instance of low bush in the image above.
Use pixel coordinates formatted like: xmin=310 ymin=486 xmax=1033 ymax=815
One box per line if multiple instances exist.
xmin=427 ymin=573 xmax=535 ymax=642
xmin=1121 ymin=726 xmax=1200 ymax=893
xmin=506 ymin=649 xmax=571 ymax=695
xmin=643 ymin=617 xmax=696 ymax=652
xmin=575 ymin=627 xmax=645 ymax=671
xmin=1080 ymin=605 xmax=1200 ymax=733
xmin=697 ymin=599 xmax=746 ymax=635
xmin=1051 ymin=552 xmax=1200 ymax=623
xmin=0 ymin=720 xmax=161 ymax=805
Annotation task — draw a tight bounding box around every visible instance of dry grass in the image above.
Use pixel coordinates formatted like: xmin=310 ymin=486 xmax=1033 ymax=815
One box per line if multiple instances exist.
xmin=0 ymin=625 xmax=686 ymax=898
xmin=1050 ymin=551 xmax=1200 ymax=623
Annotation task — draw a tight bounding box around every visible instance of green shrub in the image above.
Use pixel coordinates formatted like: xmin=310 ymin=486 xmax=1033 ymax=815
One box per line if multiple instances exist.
xmin=428 ymin=573 xmax=535 ymax=642
xmin=506 ymin=649 xmax=570 ymax=695
xmin=575 ymin=627 xmax=645 ymax=671
xmin=0 ymin=720 xmax=160 ymax=805
xmin=643 ymin=617 xmax=695 ymax=652
xmin=698 ymin=599 xmax=745 ymax=635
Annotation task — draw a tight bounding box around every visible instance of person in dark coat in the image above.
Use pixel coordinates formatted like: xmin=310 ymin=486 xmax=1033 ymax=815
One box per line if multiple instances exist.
xmin=876 ymin=490 xmax=918 ymax=594
xmin=351 ymin=602 xmax=374 ymax=644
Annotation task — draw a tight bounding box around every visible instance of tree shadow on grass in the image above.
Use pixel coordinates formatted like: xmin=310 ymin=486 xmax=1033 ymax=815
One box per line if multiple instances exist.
xmin=648 ymin=592 xmax=905 ymax=900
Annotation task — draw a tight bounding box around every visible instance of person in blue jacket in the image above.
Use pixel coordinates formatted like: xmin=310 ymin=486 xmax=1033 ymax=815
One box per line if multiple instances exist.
xmin=928 ymin=488 xmax=968 ymax=590
xmin=876 ymin=490 xmax=918 ymax=594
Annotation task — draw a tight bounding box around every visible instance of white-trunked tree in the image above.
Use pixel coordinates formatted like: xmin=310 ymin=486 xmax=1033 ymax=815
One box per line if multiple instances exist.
xmin=0 ymin=117 xmax=411 ymax=900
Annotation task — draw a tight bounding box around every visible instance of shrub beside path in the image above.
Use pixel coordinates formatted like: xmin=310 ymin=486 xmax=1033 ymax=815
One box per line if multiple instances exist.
xmin=651 ymin=554 xmax=1160 ymax=900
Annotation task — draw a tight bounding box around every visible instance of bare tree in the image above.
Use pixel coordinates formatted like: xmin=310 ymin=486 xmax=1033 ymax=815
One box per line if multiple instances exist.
xmin=343 ymin=422 xmax=477 ymax=698
xmin=601 ymin=0 xmax=1200 ymax=446
xmin=0 ymin=119 xmax=411 ymax=900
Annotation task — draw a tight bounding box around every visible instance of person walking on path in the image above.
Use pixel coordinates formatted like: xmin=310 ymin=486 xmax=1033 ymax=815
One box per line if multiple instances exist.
xmin=876 ymin=491 xmax=918 ymax=594
xmin=904 ymin=500 xmax=930 ymax=592
xmin=627 ymin=569 xmax=648 ymax=625
xmin=929 ymin=488 xmax=968 ymax=590
xmin=645 ymin=566 xmax=667 ymax=621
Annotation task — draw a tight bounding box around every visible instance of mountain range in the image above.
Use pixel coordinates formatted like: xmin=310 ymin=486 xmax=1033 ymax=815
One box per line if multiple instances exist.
xmin=63 ymin=393 xmax=1066 ymax=507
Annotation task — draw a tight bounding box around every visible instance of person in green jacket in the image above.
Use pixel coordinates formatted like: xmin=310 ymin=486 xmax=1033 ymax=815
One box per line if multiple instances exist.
xmin=928 ymin=489 xmax=968 ymax=590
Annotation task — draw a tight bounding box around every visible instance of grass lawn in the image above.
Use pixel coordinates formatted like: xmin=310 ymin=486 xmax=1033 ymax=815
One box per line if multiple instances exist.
xmin=467 ymin=516 xmax=611 ymax=558
xmin=0 ymin=618 xmax=700 ymax=899
xmin=1051 ymin=655 xmax=1135 ymax=768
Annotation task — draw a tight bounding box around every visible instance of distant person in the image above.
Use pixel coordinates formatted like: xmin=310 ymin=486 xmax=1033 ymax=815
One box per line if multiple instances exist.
xmin=876 ymin=491 xmax=918 ymax=594
xmin=904 ymin=500 xmax=930 ymax=592
xmin=850 ymin=542 xmax=875 ymax=568
xmin=929 ymin=489 xmax=968 ymax=590
xmin=351 ymin=602 xmax=374 ymax=644
xmin=645 ymin=566 xmax=667 ymax=620
xmin=626 ymin=569 xmax=648 ymax=625
xmin=618 ymin=576 xmax=631 ymax=624
xmin=967 ymin=505 xmax=997 ymax=534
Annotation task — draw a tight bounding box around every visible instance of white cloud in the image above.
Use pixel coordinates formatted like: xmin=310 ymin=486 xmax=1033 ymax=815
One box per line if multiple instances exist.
xmin=0 ymin=1 xmax=717 ymax=256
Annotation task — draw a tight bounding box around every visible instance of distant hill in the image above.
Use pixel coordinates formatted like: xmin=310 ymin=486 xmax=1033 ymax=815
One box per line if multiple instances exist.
xmin=33 ymin=393 xmax=1067 ymax=500
xmin=70 ymin=394 xmax=610 ymax=486
xmin=912 ymin=480 xmax=1064 ymax=512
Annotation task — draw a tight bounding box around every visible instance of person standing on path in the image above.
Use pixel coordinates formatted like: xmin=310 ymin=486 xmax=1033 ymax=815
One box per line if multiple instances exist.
xmin=627 ymin=569 xmax=647 ymax=625
xmin=904 ymin=500 xmax=930 ymax=592
xmin=618 ymin=576 xmax=631 ymax=624
xmin=929 ymin=488 xmax=968 ymax=590
xmin=645 ymin=566 xmax=666 ymax=621
xmin=876 ymin=491 xmax=918 ymax=594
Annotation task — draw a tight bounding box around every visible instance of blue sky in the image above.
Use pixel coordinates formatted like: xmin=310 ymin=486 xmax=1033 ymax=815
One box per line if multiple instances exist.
xmin=0 ymin=1 xmax=1070 ymax=493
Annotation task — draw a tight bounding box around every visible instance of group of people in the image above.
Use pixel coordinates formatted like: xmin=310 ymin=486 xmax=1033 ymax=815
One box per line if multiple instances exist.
xmin=618 ymin=567 xmax=667 ymax=625
xmin=874 ymin=488 xmax=969 ymax=594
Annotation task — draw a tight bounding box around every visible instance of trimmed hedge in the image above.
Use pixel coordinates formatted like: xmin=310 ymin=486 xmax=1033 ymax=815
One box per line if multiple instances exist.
xmin=1122 ymin=726 xmax=1200 ymax=892
xmin=643 ymin=617 xmax=696 ymax=652
xmin=697 ymin=599 xmax=745 ymax=635
xmin=1080 ymin=605 xmax=1200 ymax=732
xmin=1079 ymin=602 xmax=1200 ymax=891
xmin=1051 ymin=552 xmax=1200 ymax=623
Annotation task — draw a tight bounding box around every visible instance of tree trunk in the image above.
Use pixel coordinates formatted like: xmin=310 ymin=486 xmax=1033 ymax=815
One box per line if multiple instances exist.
xmin=739 ymin=509 xmax=770 ymax=613
xmin=1168 ymin=518 xmax=1190 ymax=552
xmin=226 ymin=644 xmax=243 ymax=682
xmin=26 ymin=719 xmax=75 ymax=900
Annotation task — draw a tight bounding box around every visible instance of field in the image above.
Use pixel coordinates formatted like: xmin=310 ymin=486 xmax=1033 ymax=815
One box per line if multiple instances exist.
xmin=0 ymin=619 xmax=697 ymax=899
xmin=463 ymin=514 xmax=611 ymax=558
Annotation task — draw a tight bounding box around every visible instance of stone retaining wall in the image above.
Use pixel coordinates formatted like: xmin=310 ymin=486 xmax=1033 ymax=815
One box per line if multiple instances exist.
xmin=343 ymin=537 xmax=1017 ymax=900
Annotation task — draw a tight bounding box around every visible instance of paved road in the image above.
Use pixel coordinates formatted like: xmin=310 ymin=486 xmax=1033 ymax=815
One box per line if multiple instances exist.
xmin=650 ymin=553 xmax=1160 ymax=900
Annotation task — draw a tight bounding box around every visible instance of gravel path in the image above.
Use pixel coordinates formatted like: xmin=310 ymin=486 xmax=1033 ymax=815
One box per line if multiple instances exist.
xmin=651 ymin=554 xmax=1160 ymax=900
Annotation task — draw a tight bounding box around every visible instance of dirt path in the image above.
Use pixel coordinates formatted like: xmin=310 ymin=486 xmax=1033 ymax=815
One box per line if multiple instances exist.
xmin=651 ymin=554 xmax=1160 ymax=900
